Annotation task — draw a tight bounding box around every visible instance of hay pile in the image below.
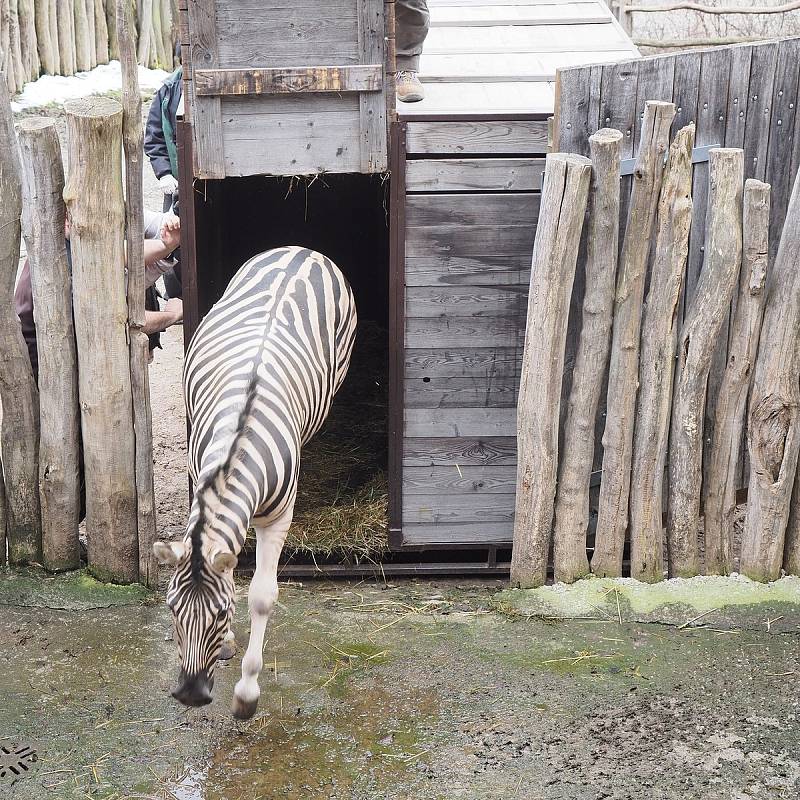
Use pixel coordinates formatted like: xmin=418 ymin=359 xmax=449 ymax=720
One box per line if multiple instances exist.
xmin=284 ymin=321 xmax=389 ymax=561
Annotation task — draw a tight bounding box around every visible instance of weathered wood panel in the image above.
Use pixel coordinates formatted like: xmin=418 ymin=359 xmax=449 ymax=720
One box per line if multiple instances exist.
xmin=405 ymin=120 xmax=549 ymax=155
xmin=406 ymin=192 xmax=540 ymax=228
xmin=405 ymin=158 xmax=545 ymax=192
xmin=406 ymin=285 xmax=527 ymax=317
xmin=405 ymin=347 xmax=521 ymax=379
xmin=403 ymin=436 xmax=517 ymax=466
xmin=405 ymin=407 xmax=516 ymax=438
xmin=404 ymin=465 xmax=518 ymax=494
xmin=402 ymin=521 xmax=513 ymax=545
xmin=742 ymin=41 xmax=778 ymax=182
xmin=403 ymin=492 xmax=515 ymax=524
xmin=406 ymin=316 xmax=525 ymax=349
xmin=405 ymin=376 xmax=519 ymax=408
xmin=357 ymin=0 xmax=386 ymax=171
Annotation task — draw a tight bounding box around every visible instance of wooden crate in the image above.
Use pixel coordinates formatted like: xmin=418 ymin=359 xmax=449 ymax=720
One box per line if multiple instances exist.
xmin=179 ymin=0 xmax=389 ymax=178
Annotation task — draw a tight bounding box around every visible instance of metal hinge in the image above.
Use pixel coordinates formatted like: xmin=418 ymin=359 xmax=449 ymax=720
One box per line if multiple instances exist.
xmin=619 ymin=143 xmax=720 ymax=177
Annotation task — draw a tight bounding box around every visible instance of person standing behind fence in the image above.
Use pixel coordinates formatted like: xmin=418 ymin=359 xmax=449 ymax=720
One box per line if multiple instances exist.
xmin=396 ymin=1 xmax=429 ymax=103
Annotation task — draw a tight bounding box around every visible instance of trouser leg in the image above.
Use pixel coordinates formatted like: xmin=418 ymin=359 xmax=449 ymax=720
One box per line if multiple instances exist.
xmin=396 ymin=0 xmax=429 ymax=72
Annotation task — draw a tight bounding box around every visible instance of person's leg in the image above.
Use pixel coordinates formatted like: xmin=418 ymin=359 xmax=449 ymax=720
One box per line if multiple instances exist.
xmin=396 ymin=0 xmax=429 ymax=102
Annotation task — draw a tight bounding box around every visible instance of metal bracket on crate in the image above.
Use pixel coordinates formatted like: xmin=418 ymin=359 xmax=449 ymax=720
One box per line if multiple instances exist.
xmin=618 ymin=143 xmax=720 ymax=177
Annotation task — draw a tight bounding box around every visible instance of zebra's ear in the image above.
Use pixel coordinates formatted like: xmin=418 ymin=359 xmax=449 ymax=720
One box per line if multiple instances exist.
xmin=211 ymin=550 xmax=238 ymax=573
xmin=153 ymin=540 xmax=188 ymax=565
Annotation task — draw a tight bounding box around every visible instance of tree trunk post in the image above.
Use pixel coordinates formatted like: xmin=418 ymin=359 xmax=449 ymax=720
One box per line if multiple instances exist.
xmin=628 ymin=124 xmax=695 ymax=582
xmin=552 ymin=129 xmax=622 ymax=584
xmin=33 ymin=0 xmax=57 ymax=74
xmin=592 ymin=100 xmax=676 ymax=578
xmin=668 ymin=148 xmax=744 ymax=578
xmin=137 ymin=0 xmax=154 ymax=66
xmin=56 ymin=0 xmax=76 ymax=75
xmin=118 ymin=0 xmax=158 ymax=588
xmin=741 ymin=168 xmax=800 ymax=582
xmin=18 ymin=117 xmax=82 ymax=572
xmin=0 ymin=451 xmax=7 ymax=565
xmin=511 ymin=153 xmax=592 ymax=589
xmin=704 ymin=179 xmax=770 ymax=575
xmin=64 ymin=96 xmax=139 ymax=584
xmin=0 ymin=70 xmax=42 ymax=565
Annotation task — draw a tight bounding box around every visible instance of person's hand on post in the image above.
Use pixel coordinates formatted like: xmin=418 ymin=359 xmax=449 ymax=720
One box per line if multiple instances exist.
xmin=165 ymin=297 xmax=183 ymax=326
xmin=159 ymin=174 xmax=178 ymax=195
xmin=160 ymin=214 xmax=181 ymax=252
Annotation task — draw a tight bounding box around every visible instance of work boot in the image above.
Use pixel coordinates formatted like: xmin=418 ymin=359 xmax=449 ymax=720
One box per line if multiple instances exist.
xmin=396 ymin=70 xmax=425 ymax=103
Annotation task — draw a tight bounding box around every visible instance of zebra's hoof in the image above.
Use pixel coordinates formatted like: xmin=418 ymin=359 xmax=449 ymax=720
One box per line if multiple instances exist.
xmin=219 ymin=640 xmax=236 ymax=661
xmin=232 ymin=695 xmax=258 ymax=720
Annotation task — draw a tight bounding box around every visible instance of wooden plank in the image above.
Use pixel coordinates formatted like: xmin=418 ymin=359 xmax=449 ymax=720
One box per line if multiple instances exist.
xmin=357 ymin=0 xmax=387 ymax=172
xmin=406 ymin=316 xmax=525 ymax=348
xmin=401 ymin=521 xmax=513 ymax=545
xmin=405 ymin=376 xmax=519 ymax=408
xmin=430 ymin=3 xmax=610 ymax=25
xmin=403 ymin=436 xmax=518 ymax=466
xmin=187 ymin=0 xmax=225 ymax=178
xmin=743 ymin=40 xmax=778 ymax=182
xmin=634 ymin=55 xmax=675 ymax=144
xmin=405 ymin=157 xmax=545 ymax=192
xmin=405 ymin=407 xmax=516 ymax=437
xmin=396 ymin=80 xmax=556 ymax=116
xmin=404 ymin=465 xmax=518 ymax=494
xmin=403 ymin=492 xmax=516 ymax=524
xmin=554 ymin=64 xmax=595 ymax=154
xmin=405 ymin=285 xmax=527 ymax=317
xmin=194 ymin=64 xmax=383 ymax=96
xmin=406 ymin=192 xmax=539 ymax=227
xmin=765 ymin=37 xmax=800 ymax=264
xmin=405 ymin=120 xmax=549 ymax=154
xmin=406 ymin=347 xmax=521 ymax=379
xmin=723 ymin=44 xmax=753 ymax=150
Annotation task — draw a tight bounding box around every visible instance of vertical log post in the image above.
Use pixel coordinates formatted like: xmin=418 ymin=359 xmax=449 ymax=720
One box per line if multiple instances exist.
xmin=18 ymin=118 xmax=82 ymax=572
xmin=552 ymin=129 xmax=622 ymax=584
xmin=628 ymin=124 xmax=695 ymax=583
xmin=704 ymin=179 xmax=770 ymax=575
xmin=0 ymin=71 xmax=42 ymax=565
xmin=741 ymin=169 xmax=800 ymax=582
xmin=511 ymin=153 xmax=592 ymax=589
xmin=118 ymin=0 xmax=157 ymax=587
xmin=592 ymin=100 xmax=675 ymax=578
xmin=0 ymin=452 xmax=7 ymax=564
xmin=668 ymin=148 xmax=744 ymax=578
xmin=64 ymin=96 xmax=139 ymax=584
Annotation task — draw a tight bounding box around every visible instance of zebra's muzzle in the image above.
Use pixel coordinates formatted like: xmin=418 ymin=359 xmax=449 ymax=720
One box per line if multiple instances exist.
xmin=172 ymin=669 xmax=214 ymax=707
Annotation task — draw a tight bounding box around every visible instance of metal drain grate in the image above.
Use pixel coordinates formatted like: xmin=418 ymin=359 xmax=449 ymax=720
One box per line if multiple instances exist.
xmin=0 ymin=741 xmax=38 ymax=783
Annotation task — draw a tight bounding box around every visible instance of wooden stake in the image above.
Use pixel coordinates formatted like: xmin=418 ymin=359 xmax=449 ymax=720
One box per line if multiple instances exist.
xmin=511 ymin=152 xmax=592 ymax=589
xmin=118 ymin=0 xmax=157 ymax=587
xmin=592 ymin=100 xmax=676 ymax=578
xmin=0 ymin=452 xmax=7 ymax=565
xmin=18 ymin=118 xmax=82 ymax=572
xmin=704 ymin=179 xmax=770 ymax=575
xmin=64 ymin=95 xmax=138 ymax=584
xmin=0 ymin=69 xmax=42 ymax=565
xmin=137 ymin=0 xmax=153 ymax=66
xmin=552 ymin=129 xmax=622 ymax=584
xmin=741 ymin=168 xmax=800 ymax=582
xmin=668 ymin=148 xmax=744 ymax=578
xmin=629 ymin=124 xmax=695 ymax=582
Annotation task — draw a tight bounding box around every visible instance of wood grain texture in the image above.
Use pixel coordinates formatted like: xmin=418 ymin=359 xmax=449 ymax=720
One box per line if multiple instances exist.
xmin=357 ymin=0 xmax=387 ymax=171
xmin=404 ymin=491 xmax=514 ymax=524
xmin=406 ymin=192 xmax=540 ymax=228
xmin=402 ymin=521 xmax=513 ymax=545
xmin=405 ymin=316 xmax=524 ymax=349
xmin=742 ymin=168 xmax=800 ymax=582
xmin=405 ymin=120 xmax=549 ymax=155
xmin=704 ymin=179 xmax=769 ymax=575
xmin=593 ymin=101 xmax=675 ymax=579
xmin=18 ymin=118 xmax=81 ymax=572
xmin=405 ymin=157 xmax=545 ymax=192
xmin=194 ymin=64 xmax=383 ymax=95
xmin=512 ymin=152 xmax=591 ymax=589
xmin=405 ymin=347 xmax=521 ymax=379
xmin=742 ymin=41 xmax=777 ymax=182
xmin=552 ymin=128 xmax=622 ymax=584
xmin=405 ymin=376 xmax=519 ymax=408
xmin=0 ymin=76 xmax=41 ymax=565
xmin=403 ymin=436 xmax=517 ymax=466
xmin=405 ymin=408 xmax=516 ymax=437
xmin=628 ymin=124 xmax=695 ymax=583
xmin=668 ymin=148 xmax=743 ymax=579
xmin=406 ymin=285 xmax=527 ymax=317
xmin=64 ymin=96 xmax=138 ymax=584
xmin=404 ymin=464 xmax=517 ymax=494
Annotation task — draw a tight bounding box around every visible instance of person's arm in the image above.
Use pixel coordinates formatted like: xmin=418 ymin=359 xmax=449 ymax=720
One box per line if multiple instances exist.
xmin=144 ymin=87 xmax=173 ymax=181
xmin=143 ymin=298 xmax=182 ymax=335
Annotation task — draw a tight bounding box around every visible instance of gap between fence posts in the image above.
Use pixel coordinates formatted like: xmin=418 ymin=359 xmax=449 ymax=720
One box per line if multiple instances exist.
xmin=704 ymin=179 xmax=770 ymax=575
xmin=118 ymin=0 xmax=157 ymax=588
xmin=0 ymin=68 xmax=42 ymax=566
xmin=64 ymin=95 xmax=139 ymax=584
xmin=741 ymin=168 xmax=800 ymax=582
xmin=552 ymin=128 xmax=622 ymax=584
xmin=628 ymin=123 xmax=695 ymax=583
xmin=18 ymin=117 xmax=82 ymax=572
xmin=592 ymin=100 xmax=675 ymax=579
xmin=511 ymin=152 xmax=592 ymax=590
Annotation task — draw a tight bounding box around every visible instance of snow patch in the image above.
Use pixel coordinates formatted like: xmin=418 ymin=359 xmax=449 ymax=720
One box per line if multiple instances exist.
xmin=11 ymin=61 xmax=169 ymax=112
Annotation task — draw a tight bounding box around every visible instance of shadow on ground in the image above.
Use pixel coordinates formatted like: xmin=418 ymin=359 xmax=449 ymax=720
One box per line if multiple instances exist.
xmin=2 ymin=569 xmax=799 ymax=799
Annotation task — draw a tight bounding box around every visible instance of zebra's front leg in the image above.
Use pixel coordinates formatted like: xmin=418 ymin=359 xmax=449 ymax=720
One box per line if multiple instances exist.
xmin=232 ymin=506 xmax=293 ymax=720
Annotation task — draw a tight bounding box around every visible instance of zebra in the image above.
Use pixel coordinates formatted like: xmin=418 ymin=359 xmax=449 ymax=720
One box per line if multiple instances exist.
xmin=152 ymin=246 xmax=357 ymax=719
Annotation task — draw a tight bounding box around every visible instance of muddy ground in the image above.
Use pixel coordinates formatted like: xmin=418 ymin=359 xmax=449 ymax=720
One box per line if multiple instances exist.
xmin=2 ymin=569 xmax=800 ymax=800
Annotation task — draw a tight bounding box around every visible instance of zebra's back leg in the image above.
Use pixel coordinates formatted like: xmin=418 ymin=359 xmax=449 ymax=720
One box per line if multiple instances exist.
xmin=231 ymin=505 xmax=294 ymax=720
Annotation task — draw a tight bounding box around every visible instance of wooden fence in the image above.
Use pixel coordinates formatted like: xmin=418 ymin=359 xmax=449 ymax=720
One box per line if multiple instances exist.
xmin=512 ymin=95 xmax=800 ymax=588
xmin=0 ymin=2 xmax=155 ymax=586
xmin=0 ymin=0 xmax=175 ymax=95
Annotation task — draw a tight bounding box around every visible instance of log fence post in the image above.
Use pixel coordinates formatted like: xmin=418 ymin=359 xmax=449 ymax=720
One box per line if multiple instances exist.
xmin=592 ymin=100 xmax=675 ymax=578
xmin=628 ymin=124 xmax=695 ymax=582
xmin=552 ymin=129 xmax=622 ymax=584
xmin=18 ymin=117 xmax=82 ymax=572
xmin=511 ymin=152 xmax=592 ymax=589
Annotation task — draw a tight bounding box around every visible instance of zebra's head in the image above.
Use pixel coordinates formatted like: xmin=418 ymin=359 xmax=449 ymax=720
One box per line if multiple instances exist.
xmin=153 ymin=537 xmax=237 ymax=707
